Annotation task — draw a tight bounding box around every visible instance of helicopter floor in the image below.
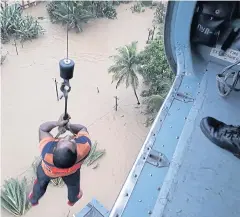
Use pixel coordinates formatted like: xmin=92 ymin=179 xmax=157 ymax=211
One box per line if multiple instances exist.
xmin=152 ymin=62 xmax=240 ymax=217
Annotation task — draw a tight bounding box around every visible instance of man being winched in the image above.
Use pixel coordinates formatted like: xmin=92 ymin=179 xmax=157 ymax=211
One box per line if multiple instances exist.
xmin=28 ymin=114 xmax=91 ymax=206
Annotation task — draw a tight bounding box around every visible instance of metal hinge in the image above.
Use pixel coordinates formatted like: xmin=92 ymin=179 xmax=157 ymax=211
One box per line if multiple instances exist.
xmin=174 ymin=92 xmax=194 ymax=103
xmin=146 ymin=149 xmax=170 ymax=168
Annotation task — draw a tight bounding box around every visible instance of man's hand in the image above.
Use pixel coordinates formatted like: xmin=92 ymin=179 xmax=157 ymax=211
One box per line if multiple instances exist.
xmin=67 ymin=123 xmax=88 ymax=134
xmin=57 ymin=113 xmax=71 ymax=127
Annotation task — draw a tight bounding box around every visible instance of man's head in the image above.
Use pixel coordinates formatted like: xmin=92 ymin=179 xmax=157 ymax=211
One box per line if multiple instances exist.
xmin=53 ymin=135 xmax=77 ymax=169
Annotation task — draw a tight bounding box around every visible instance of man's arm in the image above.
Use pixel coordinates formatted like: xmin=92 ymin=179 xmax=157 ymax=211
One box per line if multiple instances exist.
xmin=39 ymin=121 xmax=58 ymax=141
xmin=68 ymin=123 xmax=88 ymax=135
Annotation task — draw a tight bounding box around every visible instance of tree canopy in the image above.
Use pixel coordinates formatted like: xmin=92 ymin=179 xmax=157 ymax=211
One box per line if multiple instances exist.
xmin=46 ymin=1 xmax=118 ymax=32
xmin=139 ymin=39 xmax=174 ymax=97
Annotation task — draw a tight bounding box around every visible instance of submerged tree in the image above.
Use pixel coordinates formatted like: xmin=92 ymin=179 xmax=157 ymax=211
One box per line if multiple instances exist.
xmin=139 ymin=39 xmax=174 ymax=126
xmin=139 ymin=39 xmax=174 ymax=94
xmin=46 ymin=1 xmax=94 ymax=33
xmin=108 ymin=41 xmax=141 ymax=105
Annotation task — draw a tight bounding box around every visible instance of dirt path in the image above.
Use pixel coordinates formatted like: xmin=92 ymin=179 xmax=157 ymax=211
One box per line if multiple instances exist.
xmin=1 ymin=3 xmax=153 ymax=217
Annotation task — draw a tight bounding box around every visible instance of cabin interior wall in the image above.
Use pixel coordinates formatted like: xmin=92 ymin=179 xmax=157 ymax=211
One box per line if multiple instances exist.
xmin=191 ymin=1 xmax=240 ymax=69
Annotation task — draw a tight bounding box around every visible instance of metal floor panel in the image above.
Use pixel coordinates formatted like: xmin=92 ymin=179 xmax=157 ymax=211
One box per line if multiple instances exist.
xmin=152 ymin=63 xmax=240 ymax=217
xmin=121 ymin=75 xmax=201 ymax=217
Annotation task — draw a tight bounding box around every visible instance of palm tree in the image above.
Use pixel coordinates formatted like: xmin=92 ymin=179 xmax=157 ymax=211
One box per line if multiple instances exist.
xmin=108 ymin=41 xmax=141 ymax=105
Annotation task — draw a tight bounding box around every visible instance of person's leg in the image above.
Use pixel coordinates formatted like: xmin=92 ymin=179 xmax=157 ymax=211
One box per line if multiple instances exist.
xmin=28 ymin=163 xmax=51 ymax=205
xmin=62 ymin=169 xmax=83 ymax=206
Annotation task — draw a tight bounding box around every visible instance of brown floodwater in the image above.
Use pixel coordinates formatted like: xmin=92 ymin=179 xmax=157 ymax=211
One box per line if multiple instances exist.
xmin=1 ymin=2 xmax=153 ymax=217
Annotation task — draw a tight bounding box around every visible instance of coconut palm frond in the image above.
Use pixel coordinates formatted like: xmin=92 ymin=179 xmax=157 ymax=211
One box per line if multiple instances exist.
xmin=84 ymin=141 xmax=105 ymax=167
xmin=47 ymin=1 xmax=95 ymax=32
xmin=108 ymin=64 xmax=126 ymax=74
xmin=116 ymin=73 xmax=127 ymax=89
xmin=108 ymin=41 xmax=141 ymax=104
xmin=1 ymin=177 xmax=31 ymax=216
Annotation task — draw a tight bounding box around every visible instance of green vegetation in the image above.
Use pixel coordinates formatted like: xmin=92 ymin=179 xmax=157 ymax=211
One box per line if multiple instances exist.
xmin=1 ymin=177 xmax=31 ymax=216
xmin=152 ymin=2 xmax=167 ymax=27
xmin=108 ymin=41 xmax=141 ymax=105
xmin=152 ymin=1 xmax=167 ymax=38
xmin=138 ymin=39 xmax=174 ymax=98
xmin=46 ymin=1 xmax=94 ymax=33
xmin=138 ymin=39 xmax=174 ymax=126
xmin=130 ymin=1 xmax=157 ymax=13
xmin=90 ymin=1 xmax=117 ymax=19
xmin=109 ymin=2 xmax=174 ymax=126
xmin=0 ymin=4 xmax=43 ymax=44
xmin=108 ymin=39 xmax=173 ymax=125
xmin=131 ymin=2 xmax=145 ymax=13
xmin=140 ymin=2 xmax=174 ymax=126
xmin=84 ymin=141 xmax=105 ymax=166
xmin=46 ymin=1 xmax=118 ymax=32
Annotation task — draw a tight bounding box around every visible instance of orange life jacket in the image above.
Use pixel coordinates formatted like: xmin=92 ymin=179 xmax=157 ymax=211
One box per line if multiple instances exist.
xmin=39 ymin=131 xmax=91 ymax=178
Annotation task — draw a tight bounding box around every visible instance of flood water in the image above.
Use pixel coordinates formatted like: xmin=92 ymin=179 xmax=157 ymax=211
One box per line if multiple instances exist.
xmin=1 ymin=2 xmax=153 ymax=216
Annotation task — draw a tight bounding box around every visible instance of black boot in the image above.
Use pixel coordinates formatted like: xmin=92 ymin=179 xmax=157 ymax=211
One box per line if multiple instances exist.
xmin=200 ymin=117 xmax=240 ymax=158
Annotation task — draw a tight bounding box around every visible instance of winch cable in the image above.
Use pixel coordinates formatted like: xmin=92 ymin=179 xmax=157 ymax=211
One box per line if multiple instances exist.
xmin=216 ymin=59 xmax=240 ymax=97
xmin=55 ymin=0 xmax=75 ymax=138
xmin=66 ymin=0 xmax=69 ymax=60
